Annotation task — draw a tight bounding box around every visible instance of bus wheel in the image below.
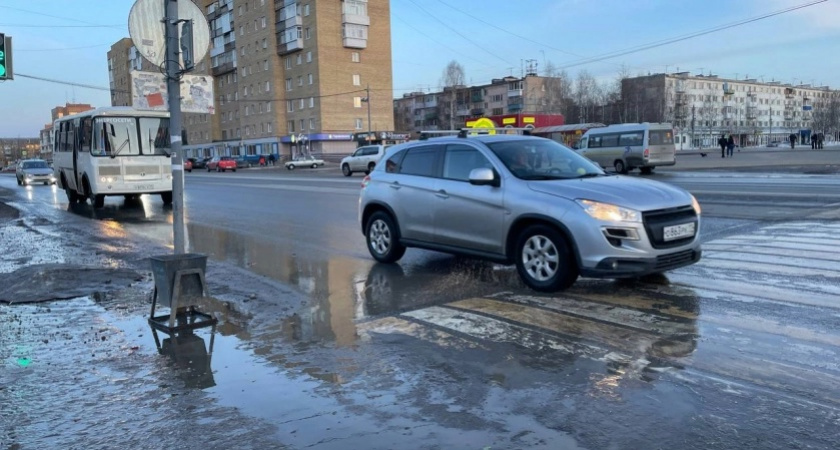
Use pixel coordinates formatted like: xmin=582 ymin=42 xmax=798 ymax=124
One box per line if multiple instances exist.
xmin=93 ymin=195 xmax=105 ymax=209
xmin=65 ymin=187 xmax=80 ymax=204
xmin=161 ymin=191 xmax=173 ymax=205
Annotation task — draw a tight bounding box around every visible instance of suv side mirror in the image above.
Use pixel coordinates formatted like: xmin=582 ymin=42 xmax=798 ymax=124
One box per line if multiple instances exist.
xmin=468 ymin=168 xmax=499 ymax=187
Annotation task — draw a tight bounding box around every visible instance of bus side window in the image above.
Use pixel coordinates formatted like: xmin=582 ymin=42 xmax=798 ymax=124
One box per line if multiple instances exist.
xmin=80 ymin=118 xmax=92 ymax=152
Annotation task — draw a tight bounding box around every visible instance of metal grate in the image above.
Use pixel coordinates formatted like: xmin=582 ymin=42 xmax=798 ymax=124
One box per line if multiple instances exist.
xmin=98 ymin=165 xmax=122 ymax=176
xmin=655 ymin=249 xmax=697 ymax=270
xmin=124 ymin=165 xmax=161 ymax=175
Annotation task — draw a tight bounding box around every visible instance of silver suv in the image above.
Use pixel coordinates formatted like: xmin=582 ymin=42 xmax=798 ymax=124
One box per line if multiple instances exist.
xmin=341 ymin=145 xmax=390 ymax=177
xmin=358 ymin=135 xmax=702 ymax=291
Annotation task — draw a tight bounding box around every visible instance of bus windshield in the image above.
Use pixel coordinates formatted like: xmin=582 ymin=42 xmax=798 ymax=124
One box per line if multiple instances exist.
xmin=140 ymin=117 xmax=172 ymax=156
xmin=93 ymin=117 xmax=139 ymax=157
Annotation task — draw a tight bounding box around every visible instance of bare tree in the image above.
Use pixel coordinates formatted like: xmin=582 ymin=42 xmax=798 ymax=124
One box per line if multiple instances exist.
xmin=540 ymin=62 xmax=572 ymax=116
xmin=696 ymin=90 xmax=720 ymax=148
xmin=572 ymin=70 xmax=601 ymax=123
xmin=440 ymin=60 xmax=466 ymax=129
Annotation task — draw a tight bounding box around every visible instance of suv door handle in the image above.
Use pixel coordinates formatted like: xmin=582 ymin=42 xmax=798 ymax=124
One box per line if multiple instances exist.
xmin=389 ymin=182 xmax=401 ymax=190
xmin=435 ymin=190 xmax=449 ymax=199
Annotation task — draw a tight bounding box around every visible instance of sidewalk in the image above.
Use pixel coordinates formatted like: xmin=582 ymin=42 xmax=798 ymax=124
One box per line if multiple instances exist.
xmin=661 ymin=144 xmax=840 ymax=172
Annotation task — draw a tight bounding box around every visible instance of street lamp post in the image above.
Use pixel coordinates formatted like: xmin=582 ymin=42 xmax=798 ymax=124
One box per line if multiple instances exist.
xmin=361 ymin=84 xmax=372 ymax=143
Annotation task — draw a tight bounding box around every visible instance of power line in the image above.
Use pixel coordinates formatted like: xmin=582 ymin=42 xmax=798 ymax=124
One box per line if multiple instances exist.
xmin=403 ymin=0 xmax=515 ymax=67
xmin=17 ymin=43 xmax=112 ymax=52
xmin=0 ymin=23 xmax=124 ymax=28
xmin=391 ymin=13 xmax=496 ymax=68
xmin=0 ymin=5 xmax=126 ymax=30
xmin=556 ymin=0 xmax=827 ymax=70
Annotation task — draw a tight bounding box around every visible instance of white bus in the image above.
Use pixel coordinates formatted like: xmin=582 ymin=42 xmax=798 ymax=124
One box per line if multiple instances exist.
xmin=577 ymin=123 xmax=677 ymax=174
xmin=52 ymin=107 xmax=174 ymax=208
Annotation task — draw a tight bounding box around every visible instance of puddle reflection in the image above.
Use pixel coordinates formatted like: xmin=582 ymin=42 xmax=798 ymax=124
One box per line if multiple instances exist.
xmin=151 ymin=326 xmax=216 ymax=389
xmin=64 ymin=194 xmax=169 ymax=223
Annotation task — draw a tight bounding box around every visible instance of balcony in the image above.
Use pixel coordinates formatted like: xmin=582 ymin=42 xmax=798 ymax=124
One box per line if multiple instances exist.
xmin=456 ymin=106 xmax=470 ymax=116
xmin=343 ymin=37 xmax=367 ymax=49
xmin=470 ymin=108 xmax=485 ymax=116
xmin=212 ymin=61 xmax=236 ymax=76
xmin=424 ymin=112 xmax=438 ymax=121
xmin=342 ymin=13 xmax=370 ymax=26
xmin=674 ymin=107 xmax=687 ymax=119
xmin=746 ymin=108 xmax=757 ymax=119
xmin=785 ymin=87 xmax=795 ymax=98
xmin=508 ymin=89 xmax=523 ymax=97
xmin=674 ymin=93 xmax=687 ymax=106
xmin=507 ymin=104 xmax=522 ymax=113
xmin=277 ymin=38 xmax=303 ymax=55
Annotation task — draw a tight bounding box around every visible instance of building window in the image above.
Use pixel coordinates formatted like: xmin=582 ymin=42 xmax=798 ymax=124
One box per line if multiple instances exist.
xmin=264 ymin=60 xmax=269 ymax=70
xmin=285 ymin=78 xmax=292 ymax=91
xmin=261 ymin=17 xmax=267 ymax=28
xmin=306 ymin=51 xmax=312 ymax=63
xmin=309 ymin=119 xmax=315 ymax=130
xmin=285 ymin=58 xmax=292 ymax=69
xmin=287 ymin=100 xmax=294 ymax=112
xmin=298 ymin=76 xmax=303 ymax=86
xmin=309 ymin=97 xmax=314 ymax=108
xmin=265 ymin=81 xmax=270 ymax=91
xmin=267 ymin=122 xmax=272 ymax=133
xmin=351 ymin=52 xmax=360 ymax=63
xmin=299 ymin=98 xmax=305 ymax=109
xmin=308 ymin=74 xmax=313 ymax=85
xmin=239 ymin=5 xmax=243 ymax=16
xmin=239 ymin=26 xmax=244 ymax=36
xmin=304 ymin=4 xmax=310 ymax=16
xmin=267 ymin=102 xmax=272 ymax=112
xmin=353 ymin=97 xmax=362 ymax=108
xmin=352 ymin=74 xmax=361 ymax=86
xmin=305 ymin=27 xmax=311 ymax=39
xmin=300 ymin=119 xmax=305 ymax=131
xmin=355 ymin=119 xmax=363 ymax=130
xmin=287 ymin=121 xmax=295 ymax=132
xmin=343 ymin=0 xmax=368 ymax=16
xmin=296 ymin=54 xmax=302 ymax=65
xmin=262 ymin=38 xmax=267 ymax=49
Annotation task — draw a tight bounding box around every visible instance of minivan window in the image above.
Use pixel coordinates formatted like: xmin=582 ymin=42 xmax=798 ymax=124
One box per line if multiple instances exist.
xmin=399 ymin=146 xmax=438 ymax=177
xmin=443 ymin=144 xmax=491 ymax=181
xmin=600 ymin=134 xmax=619 ymax=147
xmin=649 ymin=130 xmax=675 ymax=145
xmin=619 ymin=132 xmax=644 ymax=146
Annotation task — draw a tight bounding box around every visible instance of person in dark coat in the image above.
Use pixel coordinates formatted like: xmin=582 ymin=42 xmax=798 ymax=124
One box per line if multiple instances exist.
xmin=789 ymin=133 xmax=797 ymax=149
xmin=718 ymin=135 xmax=727 ymax=158
xmin=727 ymin=135 xmax=735 ymax=157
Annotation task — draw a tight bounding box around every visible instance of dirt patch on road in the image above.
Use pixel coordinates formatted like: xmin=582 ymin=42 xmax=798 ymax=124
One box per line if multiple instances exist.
xmin=0 ymin=201 xmax=19 ymax=222
xmin=0 ymin=264 xmax=146 ymax=304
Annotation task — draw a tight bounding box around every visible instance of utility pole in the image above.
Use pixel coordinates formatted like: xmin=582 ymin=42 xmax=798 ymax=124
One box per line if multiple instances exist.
xmin=362 ymin=84 xmax=372 ymax=142
xmin=165 ymin=0 xmax=186 ymax=254
xmin=769 ymin=106 xmax=773 ymax=144
xmin=691 ymin=105 xmax=696 ymax=148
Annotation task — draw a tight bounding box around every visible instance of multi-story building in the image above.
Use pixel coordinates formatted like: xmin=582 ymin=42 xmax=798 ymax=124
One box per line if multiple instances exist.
xmin=1 ymin=138 xmax=40 ymax=166
xmin=622 ymin=72 xmax=840 ymax=148
xmin=394 ymin=74 xmax=565 ymax=136
xmin=37 ymin=103 xmax=95 ymax=160
xmin=192 ymin=0 xmax=395 ymax=159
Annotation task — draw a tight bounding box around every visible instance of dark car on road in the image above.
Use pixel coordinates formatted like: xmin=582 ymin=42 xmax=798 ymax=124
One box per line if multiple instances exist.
xmin=191 ymin=157 xmax=210 ymax=169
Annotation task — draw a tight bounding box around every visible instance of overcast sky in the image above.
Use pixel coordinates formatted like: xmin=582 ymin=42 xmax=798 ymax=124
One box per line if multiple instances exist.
xmin=0 ymin=0 xmax=837 ymax=137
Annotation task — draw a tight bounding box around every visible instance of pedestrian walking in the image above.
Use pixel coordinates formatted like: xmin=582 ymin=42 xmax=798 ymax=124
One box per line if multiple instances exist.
xmin=811 ymin=133 xmax=817 ymax=149
xmin=818 ymin=133 xmax=824 ymax=149
xmin=789 ymin=133 xmax=797 ymax=149
xmin=718 ymin=134 xmax=727 ymax=158
xmin=268 ymin=153 xmax=276 ymax=166
xmin=727 ymin=135 xmax=735 ymax=157
xmin=259 ymin=155 xmax=266 ymax=167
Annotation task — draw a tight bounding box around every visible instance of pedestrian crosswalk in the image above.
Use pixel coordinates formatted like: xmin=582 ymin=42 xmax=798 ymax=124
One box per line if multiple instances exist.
xmin=356 ymin=221 xmax=840 ymax=408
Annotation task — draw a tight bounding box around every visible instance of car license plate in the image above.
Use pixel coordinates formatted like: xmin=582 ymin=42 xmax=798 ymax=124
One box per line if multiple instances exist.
xmin=663 ymin=222 xmax=695 ymax=241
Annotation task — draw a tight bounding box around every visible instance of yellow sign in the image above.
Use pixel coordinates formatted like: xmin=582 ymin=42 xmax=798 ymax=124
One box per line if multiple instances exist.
xmin=467 ymin=117 xmax=497 ymax=135
xmin=502 ymin=117 xmax=516 ymax=125
xmin=523 ymin=117 xmax=535 ymax=124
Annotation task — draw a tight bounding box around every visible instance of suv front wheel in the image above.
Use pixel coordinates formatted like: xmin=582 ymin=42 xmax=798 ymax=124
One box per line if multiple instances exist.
xmin=514 ymin=224 xmax=578 ymax=292
xmin=366 ymin=211 xmax=406 ymax=263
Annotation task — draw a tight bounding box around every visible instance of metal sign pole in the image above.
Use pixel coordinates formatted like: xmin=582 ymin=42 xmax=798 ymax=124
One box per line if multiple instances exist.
xmin=165 ymin=0 xmax=186 ymax=254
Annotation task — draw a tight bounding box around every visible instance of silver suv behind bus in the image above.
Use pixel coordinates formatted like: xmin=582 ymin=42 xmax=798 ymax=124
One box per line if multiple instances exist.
xmin=359 ymin=135 xmax=701 ymax=291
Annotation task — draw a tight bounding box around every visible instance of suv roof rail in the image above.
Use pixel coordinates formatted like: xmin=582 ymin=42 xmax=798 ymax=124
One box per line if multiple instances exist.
xmin=418 ymin=127 xmax=533 ymax=140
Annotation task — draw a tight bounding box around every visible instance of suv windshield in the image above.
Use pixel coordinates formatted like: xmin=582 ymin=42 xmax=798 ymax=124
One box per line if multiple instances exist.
xmin=487 ymin=139 xmax=605 ymax=180
xmin=23 ymin=161 xmax=49 ymax=169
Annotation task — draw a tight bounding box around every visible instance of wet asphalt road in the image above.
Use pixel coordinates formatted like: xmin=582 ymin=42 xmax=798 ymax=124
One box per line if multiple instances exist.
xmin=1 ymin=160 xmax=840 ymax=449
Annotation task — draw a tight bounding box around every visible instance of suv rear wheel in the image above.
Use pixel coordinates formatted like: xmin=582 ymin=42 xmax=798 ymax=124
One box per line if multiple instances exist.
xmin=366 ymin=211 xmax=406 ymax=263
xmin=342 ymin=164 xmax=353 ymax=177
xmin=514 ymin=224 xmax=578 ymax=291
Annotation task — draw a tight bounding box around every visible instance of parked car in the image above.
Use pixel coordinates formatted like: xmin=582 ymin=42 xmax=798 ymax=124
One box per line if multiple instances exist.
xmin=184 ymin=158 xmax=193 ymax=172
xmin=206 ymin=156 xmax=237 ymax=172
xmin=285 ymin=155 xmax=325 ymax=170
xmin=341 ymin=144 xmax=391 ymax=177
xmin=359 ymin=134 xmax=702 ymax=292
xmin=16 ymin=159 xmax=56 ymax=186
xmin=191 ymin=157 xmax=210 ymax=169
xmin=234 ymin=156 xmax=252 ymax=169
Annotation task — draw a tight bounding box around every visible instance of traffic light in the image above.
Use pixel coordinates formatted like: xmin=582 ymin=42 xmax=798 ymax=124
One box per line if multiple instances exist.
xmin=0 ymin=33 xmax=12 ymax=80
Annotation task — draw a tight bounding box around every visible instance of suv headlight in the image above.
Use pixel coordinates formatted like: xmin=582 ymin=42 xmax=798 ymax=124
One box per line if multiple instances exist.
xmin=576 ymin=199 xmax=641 ymax=223
xmin=690 ymin=194 xmax=701 ymax=215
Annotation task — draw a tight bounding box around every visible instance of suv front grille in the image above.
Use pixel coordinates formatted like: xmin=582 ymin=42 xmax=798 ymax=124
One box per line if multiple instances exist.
xmin=655 ymin=249 xmax=698 ymax=270
xmin=642 ymin=205 xmax=697 ymax=249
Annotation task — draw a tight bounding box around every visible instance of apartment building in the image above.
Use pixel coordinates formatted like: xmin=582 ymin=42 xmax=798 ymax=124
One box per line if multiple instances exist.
xmin=107 ymin=34 xmax=213 ymax=147
xmin=37 ymin=102 xmax=95 ymax=160
xmin=622 ymin=72 xmax=840 ymax=147
xmin=394 ymin=74 xmax=564 ymax=136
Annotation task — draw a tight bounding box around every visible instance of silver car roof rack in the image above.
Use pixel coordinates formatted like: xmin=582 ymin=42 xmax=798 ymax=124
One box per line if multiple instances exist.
xmin=418 ymin=127 xmax=533 ymax=140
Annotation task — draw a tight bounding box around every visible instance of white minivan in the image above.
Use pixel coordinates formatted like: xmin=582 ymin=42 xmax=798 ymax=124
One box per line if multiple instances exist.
xmin=576 ymin=123 xmax=676 ymax=174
